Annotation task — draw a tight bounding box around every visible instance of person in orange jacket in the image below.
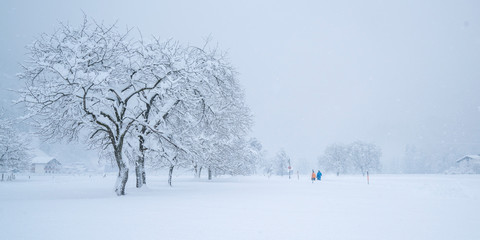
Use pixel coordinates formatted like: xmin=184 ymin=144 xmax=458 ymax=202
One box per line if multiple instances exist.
xmin=311 ymin=170 xmax=316 ymax=183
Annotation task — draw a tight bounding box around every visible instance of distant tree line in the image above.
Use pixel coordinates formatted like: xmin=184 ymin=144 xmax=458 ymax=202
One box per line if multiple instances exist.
xmin=259 ymin=143 xmax=382 ymax=178
xmin=318 ymin=141 xmax=382 ymax=176
xmin=402 ymin=144 xmax=468 ymax=174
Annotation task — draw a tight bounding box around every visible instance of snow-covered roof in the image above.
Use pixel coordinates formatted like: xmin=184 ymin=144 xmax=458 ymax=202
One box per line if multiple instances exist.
xmin=32 ymin=156 xmax=51 ymax=164
xmin=46 ymin=158 xmax=62 ymax=166
xmin=456 ymin=155 xmax=480 ymax=163
xmin=31 ymin=149 xmax=54 ymax=164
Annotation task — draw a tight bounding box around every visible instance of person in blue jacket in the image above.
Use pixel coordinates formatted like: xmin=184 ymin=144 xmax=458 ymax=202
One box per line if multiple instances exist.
xmin=317 ymin=170 xmax=322 ymax=181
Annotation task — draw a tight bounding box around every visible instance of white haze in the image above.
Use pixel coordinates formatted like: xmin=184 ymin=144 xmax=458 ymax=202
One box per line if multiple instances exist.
xmin=1 ymin=0 xmax=480 ymax=171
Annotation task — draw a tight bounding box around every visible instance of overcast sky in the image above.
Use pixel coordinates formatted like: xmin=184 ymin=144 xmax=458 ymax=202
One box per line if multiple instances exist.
xmin=1 ymin=0 xmax=480 ymax=168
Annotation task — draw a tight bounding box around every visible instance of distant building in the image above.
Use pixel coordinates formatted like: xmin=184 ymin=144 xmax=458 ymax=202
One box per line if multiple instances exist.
xmin=31 ymin=158 xmax=62 ymax=174
xmin=452 ymin=155 xmax=480 ymax=174
xmin=31 ymin=149 xmax=53 ymax=174
xmin=45 ymin=159 xmax=62 ymax=173
xmin=31 ymin=159 xmax=49 ymax=174
xmin=31 ymin=162 xmax=47 ymax=174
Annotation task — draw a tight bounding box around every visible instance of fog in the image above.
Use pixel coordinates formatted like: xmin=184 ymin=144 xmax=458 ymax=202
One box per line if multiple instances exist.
xmin=1 ymin=0 xmax=480 ymax=172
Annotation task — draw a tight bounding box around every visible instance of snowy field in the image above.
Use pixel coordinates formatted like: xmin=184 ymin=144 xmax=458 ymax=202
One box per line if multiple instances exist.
xmin=1 ymin=174 xmax=480 ymax=240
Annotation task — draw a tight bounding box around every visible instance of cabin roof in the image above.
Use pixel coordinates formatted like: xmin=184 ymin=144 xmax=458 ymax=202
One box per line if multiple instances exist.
xmin=457 ymin=155 xmax=480 ymax=163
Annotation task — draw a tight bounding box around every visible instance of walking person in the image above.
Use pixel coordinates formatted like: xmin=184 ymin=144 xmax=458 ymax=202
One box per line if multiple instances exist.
xmin=317 ymin=170 xmax=322 ymax=181
xmin=311 ymin=170 xmax=316 ymax=183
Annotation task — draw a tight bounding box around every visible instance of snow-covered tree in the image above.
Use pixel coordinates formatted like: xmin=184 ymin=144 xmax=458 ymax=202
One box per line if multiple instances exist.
xmin=260 ymin=156 xmax=275 ymax=177
xmin=243 ymin=138 xmax=265 ymax=175
xmin=124 ymin=39 xmax=195 ymax=188
xmin=133 ymin=42 xmax=252 ymax=183
xmin=19 ymin=16 xmax=254 ymax=192
xmin=179 ymin=46 xmax=252 ymax=180
xmin=208 ymin=137 xmax=261 ymax=177
xmin=321 ymin=143 xmax=349 ymax=176
xmin=349 ymin=141 xmax=382 ymax=175
xmin=274 ymin=149 xmax=290 ymax=176
xmin=18 ymin=18 xmax=153 ymax=195
xmin=142 ymin=136 xmax=190 ymax=187
xmin=0 ymin=109 xmax=31 ymax=179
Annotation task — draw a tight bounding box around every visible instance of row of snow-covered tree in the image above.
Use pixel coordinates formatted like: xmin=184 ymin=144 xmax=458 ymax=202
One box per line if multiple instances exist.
xmin=17 ymin=17 xmax=262 ymax=195
xmin=260 ymin=142 xmax=382 ymax=178
xmin=319 ymin=141 xmax=382 ymax=176
xmin=252 ymin=142 xmax=382 ymax=178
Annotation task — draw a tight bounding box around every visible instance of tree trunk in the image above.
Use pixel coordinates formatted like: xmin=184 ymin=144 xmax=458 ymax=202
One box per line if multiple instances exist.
xmin=136 ymin=100 xmax=152 ymax=188
xmin=193 ymin=165 xmax=203 ymax=178
xmin=168 ymin=165 xmax=174 ymax=187
xmin=115 ymin=167 xmax=129 ymax=196
xmin=114 ymin=146 xmax=129 ymax=196
xmin=135 ymin=161 xmax=145 ymax=188
xmin=135 ymin=135 xmax=147 ymax=188
xmin=208 ymin=167 xmax=212 ymax=180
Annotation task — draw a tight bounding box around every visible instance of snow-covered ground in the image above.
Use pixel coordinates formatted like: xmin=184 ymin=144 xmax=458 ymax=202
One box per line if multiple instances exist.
xmin=1 ymin=174 xmax=479 ymax=240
